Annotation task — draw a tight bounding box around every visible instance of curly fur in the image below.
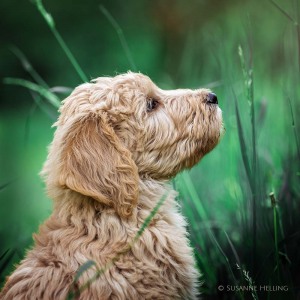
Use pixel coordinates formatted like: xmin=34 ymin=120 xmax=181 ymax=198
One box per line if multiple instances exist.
xmin=0 ymin=72 xmax=223 ymax=299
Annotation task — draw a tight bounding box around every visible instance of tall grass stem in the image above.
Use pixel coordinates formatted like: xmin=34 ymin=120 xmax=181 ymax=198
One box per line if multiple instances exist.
xmin=33 ymin=0 xmax=88 ymax=82
xmin=3 ymin=78 xmax=60 ymax=108
xmin=270 ymin=192 xmax=280 ymax=281
xmin=287 ymin=95 xmax=300 ymax=161
xmin=10 ymin=46 xmax=49 ymax=88
xmin=238 ymin=44 xmax=257 ymax=274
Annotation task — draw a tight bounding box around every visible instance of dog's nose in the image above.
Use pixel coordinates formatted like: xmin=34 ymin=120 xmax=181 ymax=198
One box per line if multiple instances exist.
xmin=206 ymin=93 xmax=218 ymax=105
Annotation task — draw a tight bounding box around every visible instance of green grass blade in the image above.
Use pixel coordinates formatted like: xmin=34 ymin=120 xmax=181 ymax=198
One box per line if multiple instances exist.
xmin=210 ymin=234 xmax=244 ymax=300
xmin=237 ymin=44 xmax=256 ymax=186
xmin=3 ymin=77 xmax=60 ymax=108
xmin=269 ymin=0 xmax=296 ymax=23
xmin=223 ymin=230 xmax=247 ymax=288
xmin=49 ymin=86 xmax=73 ymax=95
xmin=178 ymin=172 xmax=239 ymax=290
xmin=131 ymin=192 xmax=167 ymax=244
xmin=233 ymin=90 xmax=253 ymax=190
xmin=74 ymin=260 xmax=97 ymax=282
xmin=10 ymin=46 xmax=49 ymax=88
xmin=180 ymin=171 xmax=209 ymax=220
xmin=236 ymin=264 xmax=258 ymax=300
xmin=24 ymin=91 xmax=57 ymax=147
xmin=270 ymin=193 xmax=280 ymax=281
xmin=240 ymin=42 xmax=258 ymax=274
xmin=174 ymin=177 xmax=216 ymax=284
xmin=287 ymin=95 xmax=300 ymax=161
xmin=32 ymin=0 xmax=88 ymax=82
xmin=0 ymin=249 xmax=15 ymax=275
xmin=0 ymin=249 xmax=10 ymax=261
xmin=33 ymin=95 xmax=58 ymax=120
xmin=0 ymin=181 xmax=15 ymax=191
xmin=223 ymin=230 xmax=241 ymax=267
xmin=99 ymin=5 xmax=137 ymax=71
xmin=269 ymin=0 xmax=300 ymax=72
xmin=24 ymin=96 xmax=38 ymax=147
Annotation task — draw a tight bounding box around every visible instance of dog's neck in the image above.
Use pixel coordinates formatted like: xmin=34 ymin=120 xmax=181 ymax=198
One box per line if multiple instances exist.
xmin=51 ymin=178 xmax=177 ymax=222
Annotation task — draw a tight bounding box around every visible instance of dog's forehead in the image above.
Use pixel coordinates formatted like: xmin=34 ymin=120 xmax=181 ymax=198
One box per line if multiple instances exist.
xmin=119 ymin=73 xmax=154 ymax=92
xmin=160 ymin=88 xmax=194 ymax=96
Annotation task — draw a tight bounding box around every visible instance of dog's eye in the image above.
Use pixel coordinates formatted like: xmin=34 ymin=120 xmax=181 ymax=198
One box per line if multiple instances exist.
xmin=146 ymin=98 xmax=159 ymax=112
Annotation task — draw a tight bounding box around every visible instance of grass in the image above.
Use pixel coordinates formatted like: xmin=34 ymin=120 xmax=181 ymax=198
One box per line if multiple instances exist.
xmin=32 ymin=0 xmax=88 ymax=82
xmin=99 ymin=5 xmax=137 ymax=72
xmin=1 ymin=0 xmax=300 ymax=299
xmin=270 ymin=192 xmax=280 ymax=281
xmin=3 ymin=78 xmax=60 ymax=108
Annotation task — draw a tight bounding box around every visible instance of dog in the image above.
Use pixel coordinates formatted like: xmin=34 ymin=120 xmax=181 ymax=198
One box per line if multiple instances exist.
xmin=0 ymin=72 xmax=223 ymax=299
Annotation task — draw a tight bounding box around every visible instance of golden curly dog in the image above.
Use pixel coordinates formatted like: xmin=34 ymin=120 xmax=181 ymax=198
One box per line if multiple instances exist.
xmin=1 ymin=72 xmax=223 ymax=299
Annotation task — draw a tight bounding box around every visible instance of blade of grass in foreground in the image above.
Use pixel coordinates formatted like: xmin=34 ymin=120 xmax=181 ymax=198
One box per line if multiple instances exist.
xmin=32 ymin=0 xmax=88 ymax=82
xmin=73 ymin=261 xmax=97 ymax=283
xmin=3 ymin=78 xmax=60 ymax=109
xmin=67 ymin=192 xmax=168 ymax=299
xmin=99 ymin=5 xmax=137 ymax=71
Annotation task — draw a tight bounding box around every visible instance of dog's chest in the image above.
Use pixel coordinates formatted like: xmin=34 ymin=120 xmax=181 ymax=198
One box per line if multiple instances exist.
xmin=111 ymin=209 xmax=199 ymax=299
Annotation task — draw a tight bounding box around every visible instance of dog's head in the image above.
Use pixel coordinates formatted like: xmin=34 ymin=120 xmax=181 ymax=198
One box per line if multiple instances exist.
xmin=42 ymin=72 xmax=223 ymax=217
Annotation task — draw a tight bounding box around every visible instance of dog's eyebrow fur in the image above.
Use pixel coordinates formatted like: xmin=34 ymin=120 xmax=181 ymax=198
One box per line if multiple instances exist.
xmin=0 ymin=72 xmax=223 ymax=300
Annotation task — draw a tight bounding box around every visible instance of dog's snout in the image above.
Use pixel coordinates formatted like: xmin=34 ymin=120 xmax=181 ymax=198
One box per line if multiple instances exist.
xmin=206 ymin=93 xmax=218 ymax=105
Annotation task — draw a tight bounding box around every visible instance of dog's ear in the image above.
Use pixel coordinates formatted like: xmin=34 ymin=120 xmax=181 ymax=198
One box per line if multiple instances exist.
xmin=59 ymin=112 xmax=139 ymax=218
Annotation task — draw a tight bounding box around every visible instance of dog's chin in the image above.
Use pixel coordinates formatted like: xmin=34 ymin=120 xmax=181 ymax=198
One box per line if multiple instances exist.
xmin=219 ymin=123 xmax=226 ymax=140
xmin=212 ymin=107 xmax=224 ymax=143
xmin=195 ymin=128 xmax=223 ymax=159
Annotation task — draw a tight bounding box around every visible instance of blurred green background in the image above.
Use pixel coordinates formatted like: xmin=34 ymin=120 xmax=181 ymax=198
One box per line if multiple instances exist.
xmin=1 ymin=0 xmax=300 ymax=299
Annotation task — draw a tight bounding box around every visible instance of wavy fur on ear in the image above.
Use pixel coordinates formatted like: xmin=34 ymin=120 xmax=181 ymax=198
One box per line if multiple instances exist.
xmin=58 ymin=112 xmax=139 ymax=218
